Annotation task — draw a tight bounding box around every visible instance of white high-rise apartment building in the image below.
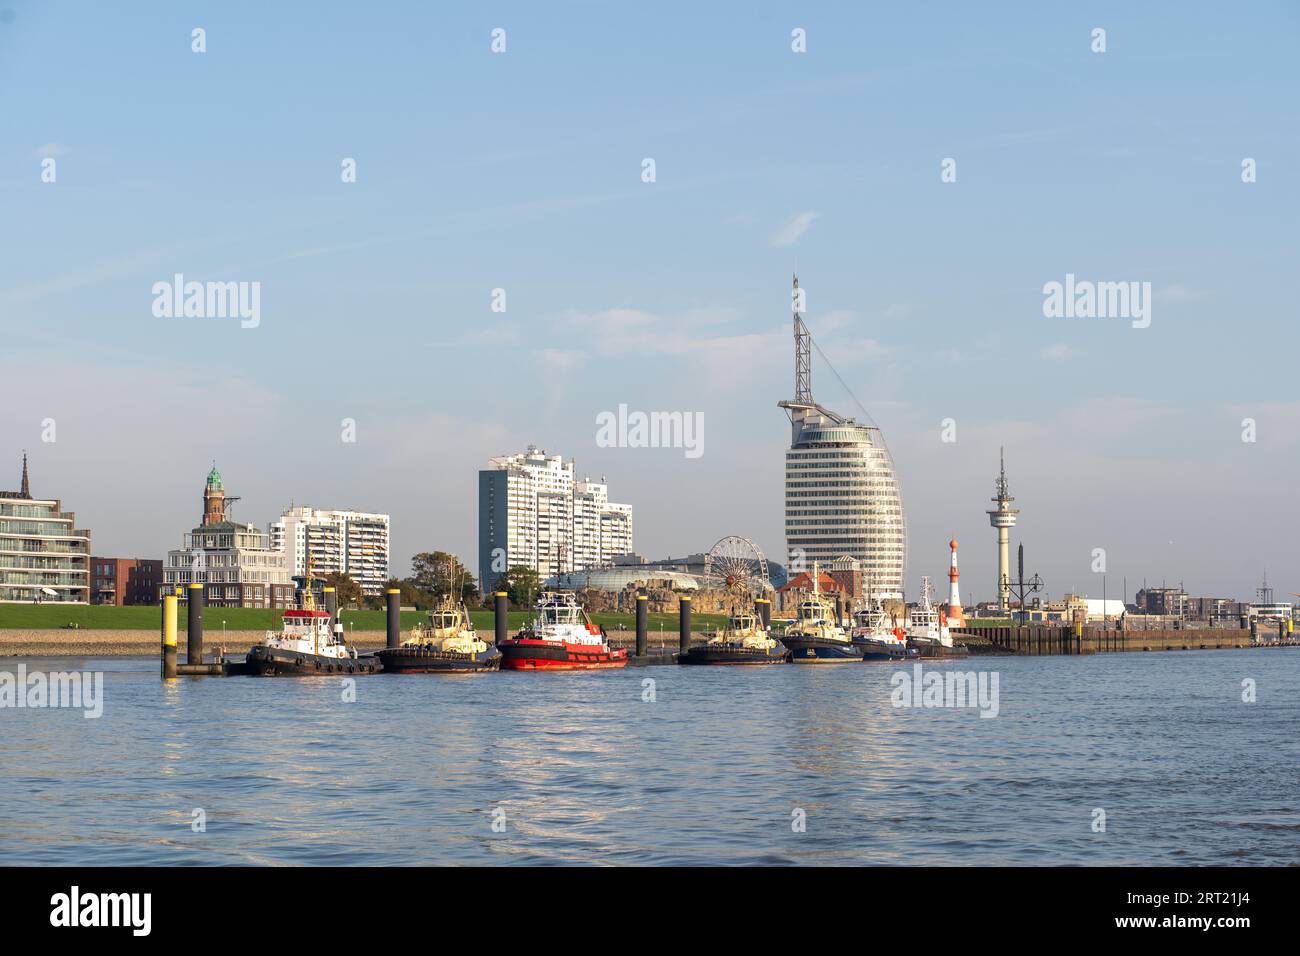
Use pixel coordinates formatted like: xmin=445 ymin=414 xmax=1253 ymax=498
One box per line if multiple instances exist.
xmin=478 ymin=447 xmax=634 ymax=591
xmin=574 ymin=478 xmax=634 ymax=569
xmin=600 ymin=502 xmax=634 ymax=564
xmin=269 ymin=506 xmax=390 ymax=597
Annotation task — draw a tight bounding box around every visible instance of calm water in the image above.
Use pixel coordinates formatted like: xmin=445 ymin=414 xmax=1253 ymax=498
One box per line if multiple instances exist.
xmin=1 ymin=650 xmax=1297 ymax=865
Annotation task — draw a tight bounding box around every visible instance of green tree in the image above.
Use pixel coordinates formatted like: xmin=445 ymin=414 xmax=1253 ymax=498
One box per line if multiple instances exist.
xmin=410 ymin=551 xmax=478 ymax=601
xmin=374 ymin=577 xmax=427 ymax=609
xmin=321 ymin=572 xmax=364 ymax=608
xmin=495 ymin=565 xmax=541 ymax=609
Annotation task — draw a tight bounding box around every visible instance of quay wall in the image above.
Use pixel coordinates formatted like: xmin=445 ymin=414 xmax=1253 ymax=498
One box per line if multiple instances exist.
xmin=954 ymin=626 xmax=1279 ymax=655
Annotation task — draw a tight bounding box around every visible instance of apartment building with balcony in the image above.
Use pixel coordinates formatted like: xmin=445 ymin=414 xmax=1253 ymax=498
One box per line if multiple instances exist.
xmin=0 ymin=454 xmax=91 ymax=603
xmin=269 ymin=506 xmax=390 ymax=597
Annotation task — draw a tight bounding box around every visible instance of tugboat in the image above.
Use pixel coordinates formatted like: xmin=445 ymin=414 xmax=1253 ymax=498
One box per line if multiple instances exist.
xmin=850 ymin=599 xmax=912 ymax=661
xmin=782 ymin=562 xmax=864 ymax=663
xmin=906 ymin=576 xmax=959 ymax=657
xmin=684 ymin=607 xmax=787 ymax=665
xmin=232 ymin=574 xmax=381 ymax=676
xmin=498 ymin=591 xmax=628 ymax=671
xmin=377 ymin=592 xmax=501 ymax=673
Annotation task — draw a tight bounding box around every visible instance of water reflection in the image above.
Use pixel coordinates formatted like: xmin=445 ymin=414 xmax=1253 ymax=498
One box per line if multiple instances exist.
xmin=0 ymin=652 xmax=1296 ymax=864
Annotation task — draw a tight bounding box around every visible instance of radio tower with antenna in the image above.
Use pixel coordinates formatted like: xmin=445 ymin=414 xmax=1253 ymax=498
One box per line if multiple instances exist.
xmin=987 ymin=448 xmax=1019 ymax=614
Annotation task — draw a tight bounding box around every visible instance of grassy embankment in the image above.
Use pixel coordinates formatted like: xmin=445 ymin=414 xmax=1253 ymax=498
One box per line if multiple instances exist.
xmin=0 ymin=603 xmax=727 ymax=633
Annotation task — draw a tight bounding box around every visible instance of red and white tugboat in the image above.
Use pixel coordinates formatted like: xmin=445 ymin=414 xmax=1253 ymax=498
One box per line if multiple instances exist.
xmin=231 ymin=575 xmax=381 ymax=676
xmin=498 ymin=591 xmax=628 ymax=671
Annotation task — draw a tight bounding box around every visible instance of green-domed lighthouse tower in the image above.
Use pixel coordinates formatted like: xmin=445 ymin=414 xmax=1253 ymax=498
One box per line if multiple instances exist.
xmin=202 ymin=464 xmax=226 ymax=527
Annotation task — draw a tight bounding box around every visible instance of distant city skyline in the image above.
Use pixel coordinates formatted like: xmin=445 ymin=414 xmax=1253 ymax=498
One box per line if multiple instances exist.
xmin=2 ymin=4 xmax=1297 ymax=602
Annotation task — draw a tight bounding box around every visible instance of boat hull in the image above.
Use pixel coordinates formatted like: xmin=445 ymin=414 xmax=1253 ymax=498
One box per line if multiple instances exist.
xmin=498 ymin=638 xmax=628 ymax=670
xmin=376 ymin=645 xmax=501 ymax=673
xmin=784 ymin=636 xmax=865 ymax=663
xmin=855 ymin=639 xmax=912 ymax=661
xmin=235 ymin=645 xmax=383 ymax=677
xmin=682 ymin=642 xmax=788 ymax=665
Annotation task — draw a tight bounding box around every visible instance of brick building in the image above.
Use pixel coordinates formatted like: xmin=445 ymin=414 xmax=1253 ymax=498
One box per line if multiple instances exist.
xmin=90 ymin=557 xmax=163 ymax=605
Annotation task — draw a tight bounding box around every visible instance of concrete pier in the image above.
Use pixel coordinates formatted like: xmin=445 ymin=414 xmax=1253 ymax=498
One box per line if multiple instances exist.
xmin=175 ymin=583 xmax=225 ymax=675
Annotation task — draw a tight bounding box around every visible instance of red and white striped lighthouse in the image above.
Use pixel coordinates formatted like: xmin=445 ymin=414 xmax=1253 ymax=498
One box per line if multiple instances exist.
xmin=947 ymin=537 xmax=965 ymax=626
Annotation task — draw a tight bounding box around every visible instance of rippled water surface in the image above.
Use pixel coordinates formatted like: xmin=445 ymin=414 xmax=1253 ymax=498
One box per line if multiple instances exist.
xmin=1 ymin=650 xmax=1297 ymax=865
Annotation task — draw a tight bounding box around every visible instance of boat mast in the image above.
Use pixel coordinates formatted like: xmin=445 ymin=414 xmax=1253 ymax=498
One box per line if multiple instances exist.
xmin=304 ymin=540 xmax=319 ymax=655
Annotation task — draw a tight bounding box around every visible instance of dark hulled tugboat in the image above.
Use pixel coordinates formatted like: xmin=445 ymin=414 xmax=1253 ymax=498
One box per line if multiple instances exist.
xmin=498 ymin=591 xmax=628 ymax=671
xmin=849 ymin=575 xmax=914 ymax=661
xmin=683 ymin=608 xmax=787 ymax=665
xmin=782 ymin=561 xmax=865 ymax=664
xmin=377 ymin=594 xmax=501 ymax=673
xmin=850 ymin=601 xmax=912 ymax=661
xmin=231 ymin=574 xmax=381 ymax=676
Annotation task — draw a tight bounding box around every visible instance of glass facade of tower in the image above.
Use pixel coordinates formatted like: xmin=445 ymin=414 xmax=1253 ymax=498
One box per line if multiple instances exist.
xmin=784 ymin=411 xmax=906 ymax=598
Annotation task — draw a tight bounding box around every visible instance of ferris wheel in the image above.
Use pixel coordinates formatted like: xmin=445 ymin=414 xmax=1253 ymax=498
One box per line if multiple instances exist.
xmin=704 ymin=536 xmax=770 ymax=595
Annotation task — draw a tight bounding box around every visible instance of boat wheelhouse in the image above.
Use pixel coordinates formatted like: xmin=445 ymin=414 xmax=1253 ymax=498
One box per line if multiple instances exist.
xmin=906 ymin=576 xmax=953 ymax=650
xmin=498 ymin=591 xmax=628 ymax=670
xmin=684 ymin=609 xmax=787 ymax=665
xmin=230 ymin=572 xmax=380 ymax=676
xmin=377 ymin=595 xmax=501 ymax=673
xmin=850 ymin=600 xmax=911 ymax=661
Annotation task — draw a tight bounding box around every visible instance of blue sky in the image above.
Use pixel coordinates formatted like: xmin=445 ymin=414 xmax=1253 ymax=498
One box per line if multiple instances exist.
xmin=2 ymin=2 xmax=1298 ymax=602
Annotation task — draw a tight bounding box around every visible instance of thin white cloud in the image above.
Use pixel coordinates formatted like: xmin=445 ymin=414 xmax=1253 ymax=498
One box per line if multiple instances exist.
xmin=1157 ymin=284 xmax=1208 ymax=304
xmin=33 ymin=143 xmax=67 ymax=158
xmin=535 ymin=348 xmax=586 ymax=371
xmin=771 ymin=211 xmax=819 ymax=247
xmin=1039 ymin=343 xmax=1072 ymax=360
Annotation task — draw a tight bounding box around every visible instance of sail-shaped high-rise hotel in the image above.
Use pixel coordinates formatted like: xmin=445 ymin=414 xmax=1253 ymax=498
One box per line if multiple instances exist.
xmin=778 ymin=277 xmax=906 ymax=598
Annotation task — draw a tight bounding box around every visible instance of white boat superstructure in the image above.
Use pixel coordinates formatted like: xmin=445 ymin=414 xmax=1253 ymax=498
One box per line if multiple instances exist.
xmin=406 ymin=598 xmax=488 ymax=655
xmin=787 ymin=563 xmax=852 ymax=645
xmin=524 ymin=591 xmax=606 ymax=646
xmin=851 ymin=599 xmax=908 ymax=653
xmin=907 ymin=576 xmax=952 ymax=648
xmin=260 ymin=608 xmax=357 ymax=660
xmin=708 ymin=611 xmax=781 ymax=651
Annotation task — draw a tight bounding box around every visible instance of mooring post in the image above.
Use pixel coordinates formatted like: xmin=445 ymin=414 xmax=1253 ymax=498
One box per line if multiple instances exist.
xmin=756 ymin=597 xmax=771 ymax=629
xmin=635 ymin=591 xmax=648 ymax=657
xmin=494 ymin=591 xmax=508 ymax=645
xmin=678 ymin=595 xmax=692 ymax=656
xmin=324 ymin=586 xmax=337 ymax=630
xmin=187 ymin=582 xmax=204 ymax=664
xmin=161 ymin=593 xmax=178 ymax=679
xmin=386 ymin=588 xmax=401 ymax=649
